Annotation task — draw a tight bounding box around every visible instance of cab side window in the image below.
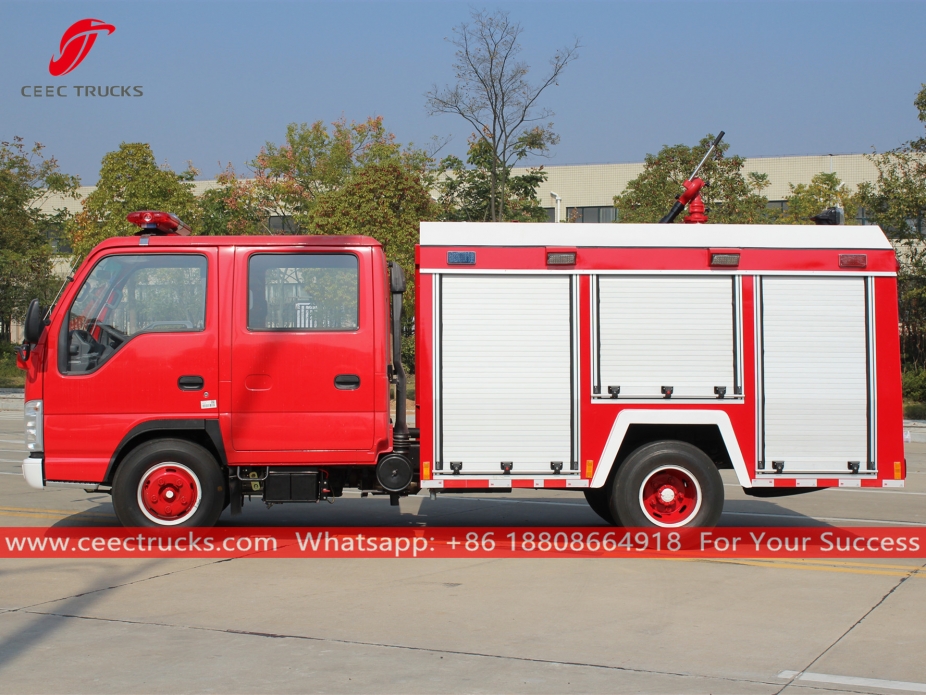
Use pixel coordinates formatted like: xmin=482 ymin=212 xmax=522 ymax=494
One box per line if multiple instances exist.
xmin=248 ymin=253 xmax=358 ymax=331
xmin=63 ymin=254 xmax=207 ymax=374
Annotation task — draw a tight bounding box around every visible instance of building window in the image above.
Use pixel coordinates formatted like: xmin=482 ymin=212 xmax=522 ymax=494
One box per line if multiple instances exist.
xmin=267 ymin=216 xmax=300 ymax=233
xmin=44 ymin=226 xmax=72 ymax=254
xmin=565 ymin=206 xmax=618 ymax=223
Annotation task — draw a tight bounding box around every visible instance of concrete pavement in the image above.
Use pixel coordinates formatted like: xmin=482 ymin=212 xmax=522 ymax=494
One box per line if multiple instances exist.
xmin=0 ymin=408 xmax=924 ymax=693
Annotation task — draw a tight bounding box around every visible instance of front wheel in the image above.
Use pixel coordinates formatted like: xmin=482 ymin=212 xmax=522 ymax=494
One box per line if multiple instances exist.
xmin=610 ymin=441 xmax=723 ymax=528
xmin=112 ymin=439 xmax=225 ymax=527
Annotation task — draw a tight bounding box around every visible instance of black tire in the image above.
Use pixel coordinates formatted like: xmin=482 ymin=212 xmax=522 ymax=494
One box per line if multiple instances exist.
xmin=610 ymin=440 xmax=723 ymax=528
xmin=583 ymin=487 xmax=618 ymax=525
xmin=112 ymin=438 xmax=225 ymax=527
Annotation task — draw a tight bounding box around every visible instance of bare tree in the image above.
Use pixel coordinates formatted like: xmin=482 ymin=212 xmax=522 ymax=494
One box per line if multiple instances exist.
xmin=426 ymin=10 xmax=579 ymax=221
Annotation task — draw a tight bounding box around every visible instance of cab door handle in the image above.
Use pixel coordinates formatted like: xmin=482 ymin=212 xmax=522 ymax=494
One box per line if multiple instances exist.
xmin=178 ymin=375 xmax=204 ymax=391
xmin=334 ymin=374 xmax=361 ymax=390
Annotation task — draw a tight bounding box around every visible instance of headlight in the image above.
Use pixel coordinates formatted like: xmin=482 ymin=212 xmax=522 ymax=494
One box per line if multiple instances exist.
xmin=24 ymin=400 xmax=43 ymax=453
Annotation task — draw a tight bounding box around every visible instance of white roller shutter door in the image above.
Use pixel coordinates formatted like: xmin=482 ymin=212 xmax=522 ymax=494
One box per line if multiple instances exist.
xmin=439 ymin=275 xmax=573 ymax=474
xmin=598 ymin=276 xmax=735 ymax=398
xmin=761 ymin=277 xmax=869 ymax=473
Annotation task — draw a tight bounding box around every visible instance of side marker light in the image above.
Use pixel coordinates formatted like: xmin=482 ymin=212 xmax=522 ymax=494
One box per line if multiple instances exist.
xmin=839 ymin=254 xmax=867 ymax=268
xmin=710 ymin=253 xmax=740 ymax=267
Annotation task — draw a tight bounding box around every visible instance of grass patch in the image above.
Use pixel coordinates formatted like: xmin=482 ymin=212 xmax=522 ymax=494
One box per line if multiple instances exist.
xmin=389 ymin=373 xmax=415 ymax=402
xmin=0 ymin=346 xmax=24 ymax=389
xmin=904 ymin=401 xmax=926 ymax=420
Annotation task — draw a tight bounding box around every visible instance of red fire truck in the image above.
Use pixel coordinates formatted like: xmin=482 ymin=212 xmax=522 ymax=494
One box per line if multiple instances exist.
xmin=17 ymin=211 xmax=905 ymax=527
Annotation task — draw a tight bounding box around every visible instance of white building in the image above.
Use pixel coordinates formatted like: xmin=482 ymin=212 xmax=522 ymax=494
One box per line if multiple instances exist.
xmin=41 ymin=153 xmax=879 ymax=228
xmin=514 ymin=153 xmax=879 ymax=223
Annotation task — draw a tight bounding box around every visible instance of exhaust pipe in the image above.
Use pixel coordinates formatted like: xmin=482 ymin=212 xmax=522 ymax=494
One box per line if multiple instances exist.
xmin=377 ymin=261 xmax=413 ymax=496
xmin=388 ymin=261 xmax=409 ymax=455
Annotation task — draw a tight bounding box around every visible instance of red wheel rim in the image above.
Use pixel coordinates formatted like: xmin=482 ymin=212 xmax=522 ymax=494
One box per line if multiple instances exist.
xmin=638 ymin=465 xmax=702 ymax=527
xmin=137 ymin=463 xmax=201 ymax=525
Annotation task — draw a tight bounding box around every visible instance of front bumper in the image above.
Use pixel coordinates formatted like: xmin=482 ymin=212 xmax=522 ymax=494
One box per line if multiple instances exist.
xmin=22 ymin=457 xmax=44 ymax=489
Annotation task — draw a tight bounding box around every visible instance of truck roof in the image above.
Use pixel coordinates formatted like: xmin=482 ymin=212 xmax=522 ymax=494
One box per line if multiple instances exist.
xmin=419 ymin=222 xmax=893 ymax=250
xmin=93 ymin=234 xmax=382 ymax=251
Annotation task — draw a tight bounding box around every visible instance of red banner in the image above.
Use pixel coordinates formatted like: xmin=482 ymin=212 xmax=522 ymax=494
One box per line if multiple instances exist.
xmin=1 ymin=527 xmax=923 ymax=559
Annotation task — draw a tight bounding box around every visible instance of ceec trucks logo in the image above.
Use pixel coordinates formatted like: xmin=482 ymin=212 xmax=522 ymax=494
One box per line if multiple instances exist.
xmin=49 ymin=19 xmax=116 ymax=76
xmin=21 ymin=19 xmax=143 ymax=98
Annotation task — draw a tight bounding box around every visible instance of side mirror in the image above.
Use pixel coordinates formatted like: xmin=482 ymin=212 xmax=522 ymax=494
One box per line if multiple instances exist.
xmin=389 ymin=261 xmax=406 ymax=294
xmin=23 ymin=299 xmax=46 ymax=344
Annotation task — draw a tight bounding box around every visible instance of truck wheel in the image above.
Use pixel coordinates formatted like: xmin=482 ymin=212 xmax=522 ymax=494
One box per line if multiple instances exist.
xmin=583 ymin=487 xmax=618 ymax=525
xmin=610 ymin=441 xmax=723 ymax=528
xmin=112 ymin=439 xmax=225 ymax=527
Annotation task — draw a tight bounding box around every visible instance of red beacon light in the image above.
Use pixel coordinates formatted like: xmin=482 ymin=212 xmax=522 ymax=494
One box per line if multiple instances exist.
xmin=126 ymin=210 xmax=192 ymax=236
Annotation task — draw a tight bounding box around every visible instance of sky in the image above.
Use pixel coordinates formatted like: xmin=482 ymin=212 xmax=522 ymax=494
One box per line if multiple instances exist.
xmin=2 ymin=0 xmax=925 ymax=184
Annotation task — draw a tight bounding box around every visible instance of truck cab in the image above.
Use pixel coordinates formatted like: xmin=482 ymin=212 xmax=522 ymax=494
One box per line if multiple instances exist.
xmin=19 ymin=212 xmax=413 ymax=526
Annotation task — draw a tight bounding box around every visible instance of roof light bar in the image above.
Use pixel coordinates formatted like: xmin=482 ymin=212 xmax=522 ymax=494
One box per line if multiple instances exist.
xmin=126 ymin=210 xmax=192 ymax=236
xmin=709 ymin=249 xmax=741 ymax=267
xmin=839 ymin=254 xmax=867 ymax=268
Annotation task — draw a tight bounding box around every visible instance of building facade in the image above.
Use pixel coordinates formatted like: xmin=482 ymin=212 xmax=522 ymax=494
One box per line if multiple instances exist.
xmin=513 ymin=153 xmax=879 ymax=223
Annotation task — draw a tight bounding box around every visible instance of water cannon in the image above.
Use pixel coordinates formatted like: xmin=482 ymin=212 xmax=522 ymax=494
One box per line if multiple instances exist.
xmin=811 ymin=206 xmax=845 ymax=225
xmin=659 ymin=131 xmax=724 ymax=224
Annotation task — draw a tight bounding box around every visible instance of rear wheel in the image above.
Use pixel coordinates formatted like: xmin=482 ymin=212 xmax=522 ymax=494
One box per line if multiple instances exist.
xmin=610 ymin=441 xmax=723 ymax=528
xmin=112 ymin=439 xmax=225 ymax=527
xmin=583 ymin=487 xmax=617 ymax=524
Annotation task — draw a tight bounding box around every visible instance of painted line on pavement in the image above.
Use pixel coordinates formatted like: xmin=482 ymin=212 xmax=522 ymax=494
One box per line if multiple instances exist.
xmin=420 ymin=495 xmax=926 ymax=526
xmin=707 ymin=558 xmax=925 ymax=579
xmin=724 ymin=483 xmax=926 ymax=497
xmin=722 ymin=510 xmax=926 ymax=527
xmin=779 ymin=670 xmax=926 ymax=692
xmin=0 ymin=504 xmax=115 ymax=521
xmin=345 ymin=490 xmax=926 ymax=526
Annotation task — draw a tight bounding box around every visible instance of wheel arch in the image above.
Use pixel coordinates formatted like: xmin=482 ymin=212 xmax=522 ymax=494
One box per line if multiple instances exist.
xmin=104 ymin=419 xmax=228 ymax=485
xmin=590 ymin=410 xmax=749 ymax=489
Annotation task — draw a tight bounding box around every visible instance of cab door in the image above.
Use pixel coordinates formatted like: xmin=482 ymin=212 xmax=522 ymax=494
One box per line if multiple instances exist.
xmin=230 ymin=248 xmax=375 ymax=452
xmin=43 ymin=249 xmax=219 ymax=482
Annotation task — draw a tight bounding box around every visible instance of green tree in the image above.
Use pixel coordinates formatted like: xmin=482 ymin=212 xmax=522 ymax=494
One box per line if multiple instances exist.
xmin=309 ymin=162 xmax=437 ymax=370
xmin=860 ymin=84 xmax=926 ymax=371
xmin=221 ymin=117 xmax=430 ymax=234
xmin=859 ymin=82 xmax=926 ymax=241
xmin=198 ymin=185 xmax=238 ymax=236
xmin=0 ymin=137 xmax=79 ymax=343
xmin=436 ymin=136 xmax=548 ymax=222
xmin=69 ymin=143 xmax=201 ymax=257
xmin=426 ymin=9 xmax=578 ymax=221
xmin=614 ymin=135 xmax=770 ymax=224
xmin=777 ymin=172 xmax=860 ymax=225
